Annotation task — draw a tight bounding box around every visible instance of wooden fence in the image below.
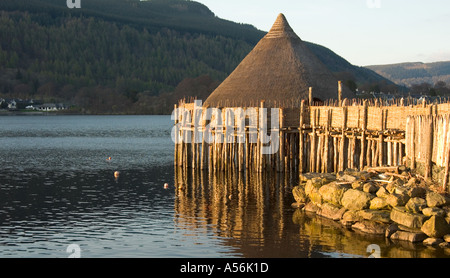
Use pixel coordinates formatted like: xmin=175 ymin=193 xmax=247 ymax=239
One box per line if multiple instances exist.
xmin=173 ymin=98 xmax=450 ymax=191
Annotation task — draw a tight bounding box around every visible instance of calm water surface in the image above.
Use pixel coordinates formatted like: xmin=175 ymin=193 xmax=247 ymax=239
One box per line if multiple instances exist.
xmin=0 ymin=115 xmax=448 ymax=258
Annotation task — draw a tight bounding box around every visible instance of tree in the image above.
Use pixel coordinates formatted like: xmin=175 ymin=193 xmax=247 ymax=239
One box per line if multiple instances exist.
xmin=435 ymin=81 xmax=450 ymax=96
xmin=410 ymin=82 xmax=432 ymax=95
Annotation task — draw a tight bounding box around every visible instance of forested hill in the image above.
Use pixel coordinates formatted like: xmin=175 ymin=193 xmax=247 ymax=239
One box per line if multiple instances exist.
xmin=366 ymin=61 xmax=450 ymax=88
xmin=0 ymin=0 xmax=397 ymax=114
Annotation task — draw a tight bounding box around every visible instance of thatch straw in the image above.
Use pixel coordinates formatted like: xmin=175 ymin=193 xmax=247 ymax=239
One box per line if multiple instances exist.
xmin=203 ymin=13 xmax=354 ymax=108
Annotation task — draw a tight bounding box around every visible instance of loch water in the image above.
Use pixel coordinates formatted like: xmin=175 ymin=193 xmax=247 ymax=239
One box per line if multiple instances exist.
xmin=0 ymin=115 xmax=448 ymax=258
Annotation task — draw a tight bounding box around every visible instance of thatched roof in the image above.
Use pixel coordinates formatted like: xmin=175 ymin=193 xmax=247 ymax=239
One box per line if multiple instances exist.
xmin=203 ymin=13 xmax=354 ymax=108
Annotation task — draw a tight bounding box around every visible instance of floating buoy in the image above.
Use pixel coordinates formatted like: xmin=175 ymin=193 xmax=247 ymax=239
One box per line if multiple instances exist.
xmin=164 ymin=183 xmax=169 ymax=189
xmin=114 ymin=171 xmax=120 ymax=178
xmin=106 ymin=157 xmax=112 ymax=161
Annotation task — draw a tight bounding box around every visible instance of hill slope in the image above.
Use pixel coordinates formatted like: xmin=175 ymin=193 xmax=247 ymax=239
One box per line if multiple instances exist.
xmin=366 ymin=61 xmax=450 ymax=88
xmin=0 ymin=0 xmax=397 ymax=114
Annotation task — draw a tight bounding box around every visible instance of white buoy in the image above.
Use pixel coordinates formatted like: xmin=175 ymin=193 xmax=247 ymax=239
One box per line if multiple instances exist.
xmin=164 ymin=183 xmax=169 ymax=189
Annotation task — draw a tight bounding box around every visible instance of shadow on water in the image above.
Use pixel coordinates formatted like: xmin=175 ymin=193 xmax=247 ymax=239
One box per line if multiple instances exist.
xmin=174 ymin=167 xmax=450 ymax=258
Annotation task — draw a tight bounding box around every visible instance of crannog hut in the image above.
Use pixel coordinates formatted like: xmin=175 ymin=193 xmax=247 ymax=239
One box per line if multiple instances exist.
xmin=203 ymin=13 xmax=354 ymax=108
xmin=175 ymin=14 xmax=450 ymax=193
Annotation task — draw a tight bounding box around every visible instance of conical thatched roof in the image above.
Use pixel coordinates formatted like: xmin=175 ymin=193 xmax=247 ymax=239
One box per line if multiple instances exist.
xmin=204 ymin=13 xmax=354 ymax=108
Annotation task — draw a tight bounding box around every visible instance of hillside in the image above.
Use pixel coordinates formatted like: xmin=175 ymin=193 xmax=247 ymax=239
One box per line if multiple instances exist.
xmin=0 ymin=0 xmax=398 ymax=114
xmin=366 ymin=61 xmax=450 ymax=88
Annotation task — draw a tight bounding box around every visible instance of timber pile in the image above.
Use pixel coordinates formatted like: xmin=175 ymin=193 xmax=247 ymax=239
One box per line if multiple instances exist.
xmin=292 ymin=166 xmax=450 ymax=247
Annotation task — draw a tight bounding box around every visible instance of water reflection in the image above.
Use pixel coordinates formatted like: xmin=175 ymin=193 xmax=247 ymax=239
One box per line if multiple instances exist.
xmin=174 ymin=167 xmax=450 ymax=258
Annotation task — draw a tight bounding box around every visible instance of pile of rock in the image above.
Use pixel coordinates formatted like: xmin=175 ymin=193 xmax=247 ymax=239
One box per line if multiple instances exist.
xmin=292 ymin=166 xmax=450 ymax=248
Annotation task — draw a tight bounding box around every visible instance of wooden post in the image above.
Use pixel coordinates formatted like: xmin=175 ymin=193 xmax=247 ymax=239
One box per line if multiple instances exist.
xmin=333 ymin=136 xmax=338 ymax=172
xmin=174 ymin=104 xmax=179 ymax=167
xmin=443 ymin=115 xmax=450 ymax=192
xmin=338 ymin=105 xmax=347 ymax=172
xmin=201 ymin=109 xmax=207 ymax=170
xmin=379 ymin=109 xmax=385 ymax=167
xmin=323 ymin=109 xmax=331 ymax=173
xmin=259 ymin=101 xmax=265 ymax=172
xmin=425 ymin=115 xmax=434 ymax=180
xmin=310 ymin=109 xmax=317 ymax=172
xmin=410 ymin=116 xmax=416 ymax=170
xmin=279 ymin=109 xmax=285 ymax=172
xmin=360 ymin=100 xmax=368 ymax=170
xmin=338 ymin=81 xmax=342 ymax=106
xmin=309 ymin=87 xmax=313 ymax=106
xmin=366 ymin=137 xmax=372 ymax=168
xmin=299 ymin=100 xmax=305 ymax=173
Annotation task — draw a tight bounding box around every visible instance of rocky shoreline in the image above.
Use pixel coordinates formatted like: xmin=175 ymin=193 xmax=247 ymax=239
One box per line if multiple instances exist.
xmin=292 ymin=166 xmax=450 ymax=249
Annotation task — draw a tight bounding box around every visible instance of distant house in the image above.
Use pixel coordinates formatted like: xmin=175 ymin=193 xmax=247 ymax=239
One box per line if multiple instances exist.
xmin=27 ymin=103 xmax=67 ymax=111
xmin=8 ymin=100 xmax=17 ymax=109
xmin=0 ymin=98 xmax=7 ymax=109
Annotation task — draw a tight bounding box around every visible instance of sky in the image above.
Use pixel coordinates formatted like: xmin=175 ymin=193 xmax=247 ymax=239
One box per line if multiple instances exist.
xmin=194 ymin=0 xmax=450 ymax=66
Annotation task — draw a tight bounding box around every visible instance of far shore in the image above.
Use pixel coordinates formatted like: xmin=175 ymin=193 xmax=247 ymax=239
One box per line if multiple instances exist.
xmin=0 ymin=110 xmax=169 ymax=116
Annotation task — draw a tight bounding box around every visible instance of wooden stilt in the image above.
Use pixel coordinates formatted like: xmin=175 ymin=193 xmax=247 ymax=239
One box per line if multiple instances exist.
xmin=299 ymin=100 xmax=305 ymax=173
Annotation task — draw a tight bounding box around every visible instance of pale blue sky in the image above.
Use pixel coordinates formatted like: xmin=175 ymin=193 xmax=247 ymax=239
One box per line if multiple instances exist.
xmin=195 ymin=0 xmax=450 ymax=66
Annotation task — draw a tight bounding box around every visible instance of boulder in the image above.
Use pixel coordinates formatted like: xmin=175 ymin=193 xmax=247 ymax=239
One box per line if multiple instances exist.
xmin=386 ymin=193 xmax=409 ymax=207
xmin=423 ymin=237 xmax=444 ymax=246
xmin=317 ymin=202 xmax=346 ymax=221
xmin=421 ymin=215 xmax=450 ymax=238
xmin=341 ymin=189 xmax=374 ymax=210
xmin=405 ymin=197 xmax=427 ymax=213
xmin=422 ymin=207 xmax=446 ymax=217
xmin=438 ymin=242 xmax=450 ymax=248
xmin=305 ymin=179 xmax=324 ymax=206
xmin=358 ymin=171 xmax=377 ymax=181
xmin=390 ymin=230 xmax=428 ymax=243
xmin=303 ymin=202 xmax=320 ymax=214
xmin=351 ymin=181 xmax=364 ymax=190
xmin=338 ymin=174 xmax=357 ymax=183
xmin=363 ymin=182 xmax=378 ymax=194
xmin=299 ymin=172 xmax=336 ymax=183
xmin=394 ymin=186 xmax=408 ymax=196
xmin=405 ymin=177 xmax=417 ymax=187
xmin=376 ymin=186 xmax=389 ymax=198
xmin=359 ymin=209 xmax=391 ymax=223
xmin=291 ymin=202 xmax=304 ymax=209
xmin=444 ymin=234 xmax=450 ymax=243
xmin=407 ymin=186 xmax=427 ymax=198
xmin=341 ymin=210 xmax=363 ymax=227
xmin=370 ymin=197 xmax=390 ymax=210
xmin=309 ymin=189 xmax=324 ymax=206
xmin=390 ymin=206 xmax=429 ymax=229
xmin=426 ymin=192 xmax=448 ymax=207
xmin=352 ymin=220 xmax=388 ymax=235
xmin=305 ymin=179 xmax=322 ymax=196
xmin=385 ymin=223 xmax=399 ymax=238
xmin=318 ymin=182 xmax=348 ymax=206
xmin=386 ymin=182 xmax=397 ymax=194
xmin=292 ymin=186 xmax=308 ymax=204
